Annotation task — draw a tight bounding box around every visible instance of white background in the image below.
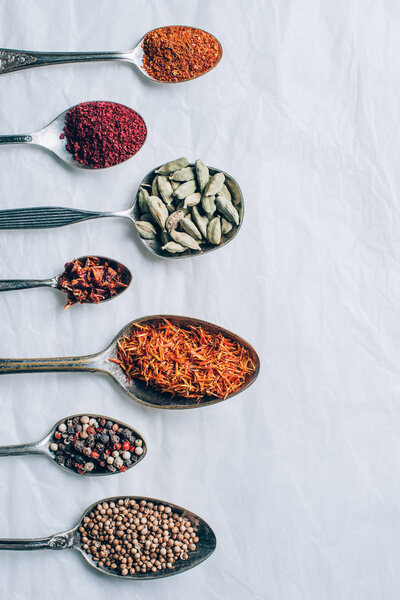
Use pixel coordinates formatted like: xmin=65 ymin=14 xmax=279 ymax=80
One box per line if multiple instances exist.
xmin=0 ymin=0 xmax=399 ymax=598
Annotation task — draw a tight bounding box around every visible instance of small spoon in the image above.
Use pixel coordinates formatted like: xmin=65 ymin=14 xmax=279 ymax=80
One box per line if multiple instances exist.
xmin=0 ymin=315 xmax=260 ymax=409
xmin=0 ymin=255 xmax=132 ymax=305
xmin=0 ymin=102 xmax=146 ymax=169
xmin=0 ymin=26 xmax=222 ymax=83
xmin=0 ymin=165 xmax=243 ymax=259
xmin=0 ymin=495 xmax=216 ymax=579
xmin=0 ymin=413 xmax=147 ymax=477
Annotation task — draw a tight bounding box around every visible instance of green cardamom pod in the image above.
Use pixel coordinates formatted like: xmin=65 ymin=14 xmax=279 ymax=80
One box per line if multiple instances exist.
xmin=226 ymin=178 xmax=242 ymax=206
xmin=155 ymin=157 xmax=189 ymax=175
xmin=166 ymin=210 xmax=185 ymax=232
xmin=221 ymin=217 xmax=233 ymax=235
xmin=160 ymin=231 xmax=170 ymax=245
xmin=138 ymin=187 xmax=149 ymax=213
xmin=171 ymin=229 xmax=201 ymax=251
xmin=173 ymin=180 xmax=197 ymax=200
xmin=207 ymin=216 xmax=222 ymax=245
xmin=135 ymin=221 xmax=157 ymax=240
xmin=170 ymin=166 xmax=195 ymax=182
xmin=183 ymin=192 xmax=201 ymax=208
xmin=215 ymin=195 xmax=240 ymax=225
xmin=151 ymin=176 xmax=159 ymax=197
xmin=195 ymin=159 xmax=209 ymax=192
xmin=180 ymin=216 xmax=203 ymax=241
xmin=156 ymin=176 xmax=174 ymax=206
xmin=218 ymin=184 xmax=231 ymax=203
xmin=147 ymin=196 xmax=169 ymax=230
xmin=191 ymin=206 xmax=209 ymax=238
xmin=204 ymin=172 xmax=225 ymax=197
xmin=139 ymin=212 xmax=155 ymax=223
xmin=201 ymin=194 xmax=216 ymax=217
xmin=162 ymin=242 xmax=187 ymax=254
xmin=171 ymin=180 xmax=180 ymax=191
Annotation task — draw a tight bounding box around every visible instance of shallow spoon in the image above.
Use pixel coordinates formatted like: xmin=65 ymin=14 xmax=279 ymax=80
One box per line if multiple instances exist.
xmin=0 ymin=413 xmax=146 ymax=476
xmin=0 ymin=315 xmax=260 ymax=409
xmin=0 ymin=102 xmax=146 ymax=169
xmin=0 ymin=495 xmax=216 ymax=580
xmin=0 ymin=164 xmax=243 ymax=259
xmin=0 ymin=26 xmax=222 ymax=83
xmin=0 ymin=255 xmax=132 ymax=304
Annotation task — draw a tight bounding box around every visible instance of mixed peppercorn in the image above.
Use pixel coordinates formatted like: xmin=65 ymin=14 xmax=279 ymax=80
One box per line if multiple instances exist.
xmin=48 ymin=415 xmax=145 ymax=475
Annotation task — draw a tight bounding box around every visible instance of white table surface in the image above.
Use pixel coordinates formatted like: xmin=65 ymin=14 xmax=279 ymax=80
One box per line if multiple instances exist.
xmin=1 ymin=1 xmax=399 ymax=598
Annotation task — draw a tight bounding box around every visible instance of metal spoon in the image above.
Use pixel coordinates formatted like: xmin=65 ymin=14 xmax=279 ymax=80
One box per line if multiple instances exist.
xmin=0 ymin=413 xmax=146 ymax=477
xmin=0 ymin=255 xmax=132 ymax=304
xmin=0 ymin=495 xmax=216 ymax=580
xmin=0 ymin=102 xmax=146 ymax=169
xmin=0 ymin=26 xmax=223 ymax=83
xmin=0 ymin=165 xmax=243 ymax=259
xmin=0 ymin=315 xmax=260 ymax=409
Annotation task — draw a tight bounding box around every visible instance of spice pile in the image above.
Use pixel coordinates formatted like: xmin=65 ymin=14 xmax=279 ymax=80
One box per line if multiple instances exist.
xmin=79 ymin=498 xmax=199 ymax=575
xmin=110 ymin=319 xmax=256 ymax=401
xmin=142 ymin=26 xmax=220 ymax=83
xmin=62 ymin=101 xmax=147 ymax=168
xmin=57 ymin=256 xmax=128 ymax=308
xmin=135 ymin=157 xmax=242 ymax=255
xmin=48 ymin=415 xmax=144 ymax=475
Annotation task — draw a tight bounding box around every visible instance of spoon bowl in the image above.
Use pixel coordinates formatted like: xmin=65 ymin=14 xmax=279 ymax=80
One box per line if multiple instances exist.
xmin=0 ymin=495 xmax=216 ymax=580
xmin=0 ymin=315 xmax=260 ymax=409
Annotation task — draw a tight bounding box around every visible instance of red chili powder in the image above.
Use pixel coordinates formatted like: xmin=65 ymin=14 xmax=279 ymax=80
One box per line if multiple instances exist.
xmin=142 ymin=26 xmax=221 ymax=83
xmin=62 ymin=101 xmax=147 ymax=168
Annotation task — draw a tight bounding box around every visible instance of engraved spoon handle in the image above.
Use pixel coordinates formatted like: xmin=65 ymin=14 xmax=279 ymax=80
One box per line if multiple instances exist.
xmin=0 ymin=278 xmax=57 ymax=291
xmin=0 ymin=206 xmax=108 ymax=230
xmin=0 ymin=441 xmax=42 ymax=457
xmin=0 ymin=135 xmax=32 ymax=144
xmin=0 ymin=354 xmax=101 ymax=374
xmin=0 ymin=48 xmax=129 ymax=75
xmin=0 ymin=531 xmax=73 ymax=550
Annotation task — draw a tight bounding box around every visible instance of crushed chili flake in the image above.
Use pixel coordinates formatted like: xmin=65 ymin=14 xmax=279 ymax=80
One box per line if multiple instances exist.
xmin=110 ymin=319 xmax=256 ymax=401
xmin=57 ymin=256 xmax=128 ymax=308
xmin=142 ymin=26 xmax=221 ymax=83
xmin=62 ymin=101 xmax=147 ymax=168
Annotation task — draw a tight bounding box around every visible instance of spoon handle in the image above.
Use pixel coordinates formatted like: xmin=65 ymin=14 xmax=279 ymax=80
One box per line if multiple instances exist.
xmin=0 ymin=135 xmax=32 ymax=145
xmin=0 ymin=354 xmax=101 ymax=374
xmin=0 ymin=48 xmax=128 ymax=75
xmin=0 ymin=531 xmax=73 ymax=550
xmin=0 ymin=206 xmax=106 ymax=230
xmin=0 ymin=441 xmax=42 ymax=456
xmin=0 ymin=278 xmax=57 ymax=291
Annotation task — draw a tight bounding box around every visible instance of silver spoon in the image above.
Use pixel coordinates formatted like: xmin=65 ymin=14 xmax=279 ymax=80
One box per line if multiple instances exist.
xmin=0 ymin=495 xmax=216 ymax=580
xmin=0 ymin=255 xmax=132 ymax=305
xmin=0 ymin=102 xmax=146 ymax=170
xmin=0 ymin=165 xmax=243 ymax=259
xmin=0 ymin=413 xmax=146 ymax=477
xmin=0 ymin=26 xmax=222 ymax=83
xmin=0 ymin=314 xmax=260 ymax=409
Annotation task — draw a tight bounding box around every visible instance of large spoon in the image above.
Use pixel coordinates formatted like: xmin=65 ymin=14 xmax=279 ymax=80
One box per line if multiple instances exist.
xmin=0 ymin=26 xmax=222 ymax=83
xmin=0 ymin=413 xmax=146 ymax=476
xmin=0 ymin=101 xmax=146 ymax=169
xmin=0 ymin=315 xmax=260 ymax=409
xmin=0 ymin=165 xmax=243 ymax=259
xmin=0 ymin=495 xmax=216 ymax=580
xmin=0 ymin=255 xmax=132 ymax=306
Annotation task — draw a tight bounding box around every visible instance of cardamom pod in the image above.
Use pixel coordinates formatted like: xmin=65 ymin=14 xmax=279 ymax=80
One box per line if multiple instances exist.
xmin=166 ymin=210 xmax=185 ymax=232
xmin=204 ymin=172 xmax=225 ymax=197
xmin=215 ymin=195 xmax=240 ymax=225
xmin=162 ymin=242 xmax=187 ymax=254
xmin=135 ymin=221 xmax=157 ymax=240
xmin=207 ymin=216 xmax=222 ymax=245
xmin=151 ymin=176 xmax=159 ymax=197
xmin=173 ymin=180 xmax=197 ymax=200
xmin=221 ymin=217 xmax=233 ymax=235
xmin=201 ymin=194 xmax=216 ymax=217
xmin=218 ymin=184 xmax=231 ymax=203
xmin=155 ymin=157 xmax=189 ymax=175
xmin=138 ymin=187 xmax=149 ymax=213
xmin=156 ymin=176 xmax=174 ymax=206
xmin=180 ymin=216 xmax=202 ymax=241
xmin=183 ymin=192 xmax=201 ymax=208
xmin=191 ymin=206 xmax=209 ymax=238
xmin=170 ymin=166 xmax=195 ymax=182
xmin=171 ymin=229 xmax=201 ymax=251
xmin=147 ymin=196 xmax=169 ymax=230
xmin=195 ymin=159 xmax=210 ymax=192
xmin=139 ymin=212 xmax=155 ymax=223
xmin=160 ymin=231 xmax=170 ymax=245
xmin=171 ymin=180 xmax=180 ymax=191
xmin=226 ymin=178 xmax=242 ymax=206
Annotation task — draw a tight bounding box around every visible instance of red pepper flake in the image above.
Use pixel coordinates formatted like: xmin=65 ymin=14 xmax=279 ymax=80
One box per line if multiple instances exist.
xmin=110 ymin=318 xmax=256 ymax=401
xmin=62 ymin=101 xmax=147 ymax=168
xmin=142 ymin=26 xmax=221 ymax=83
xmin=120 ymin=466 xmax=127 ymax=472
xmin=57 ymin=256 xmax=129 ymax=309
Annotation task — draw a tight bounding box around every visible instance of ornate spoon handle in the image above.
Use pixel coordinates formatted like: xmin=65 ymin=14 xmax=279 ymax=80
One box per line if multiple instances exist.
xmin=0 ymin=278 xmax=57 ymax=291
xmin=0 ymin=48 xmax=128 ymax=75
xmin=0 ymin=441 xmax=42 ymax=456
xmin=0 ymin=355 xmax=100 ymax=374
xmin=0 ymin=206 xmax=106 ymax=229
xmin=0 ymin=531 xmax=73 ymax=550
xmin=0 ymin=135 xmax=32 ymax=144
